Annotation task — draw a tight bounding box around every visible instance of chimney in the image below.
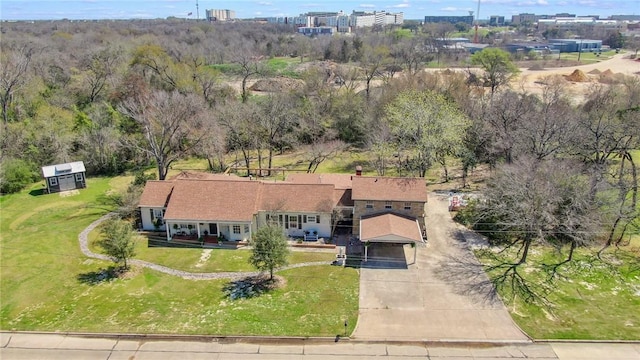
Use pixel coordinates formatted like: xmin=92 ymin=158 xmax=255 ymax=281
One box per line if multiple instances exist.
xmin=355 ymin=165 xmax=362 ymax=176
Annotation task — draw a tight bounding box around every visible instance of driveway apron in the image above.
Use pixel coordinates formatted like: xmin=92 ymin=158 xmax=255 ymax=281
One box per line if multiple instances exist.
xmin=352 ymin=192 xmax=530 ymax=342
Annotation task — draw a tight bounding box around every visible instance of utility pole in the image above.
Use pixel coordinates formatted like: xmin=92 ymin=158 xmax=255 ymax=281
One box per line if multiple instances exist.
xmin=577 ymin=38 xmax=583 ymax=62
xmin=473 ymin=0 xmax=481 ymax=43
xmin=196 ymin=0 xmax=199 ymax=21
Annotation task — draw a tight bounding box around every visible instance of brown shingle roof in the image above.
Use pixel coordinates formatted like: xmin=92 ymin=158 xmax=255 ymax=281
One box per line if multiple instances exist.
xmin=360 ymin=213 xmax=423 ymax=243
xmin=352 ymin=176 xmax=427 ymax=202
xmin=163 ymin=179 xmax=260 ymax=222
xmin=138 ymin=181 xmax=174 ymax=207
xmin=335 ymin=189 xmax=354 ymax=207
xmin=260 ymin=183 xmax=336 ymax=213
xmin=286 ymin=173 xmax=353 ymax=189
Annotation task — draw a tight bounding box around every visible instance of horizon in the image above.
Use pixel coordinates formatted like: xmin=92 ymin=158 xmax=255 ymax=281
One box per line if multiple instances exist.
xmin=1 ymin=0 xmax=639 ymax=22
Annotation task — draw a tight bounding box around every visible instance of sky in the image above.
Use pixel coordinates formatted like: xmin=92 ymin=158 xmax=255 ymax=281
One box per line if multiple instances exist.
xmin=1 ymin=0 xmax=639 ymax=21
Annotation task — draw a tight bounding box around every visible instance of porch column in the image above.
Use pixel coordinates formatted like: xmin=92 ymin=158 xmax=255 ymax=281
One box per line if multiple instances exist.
xmin=166 ymin=223 xmax=171 ymax=241
xmin=196 ymin=223 xmax=201 ymax=237
xmin=364 ymin=244 xmax=368 ymax=262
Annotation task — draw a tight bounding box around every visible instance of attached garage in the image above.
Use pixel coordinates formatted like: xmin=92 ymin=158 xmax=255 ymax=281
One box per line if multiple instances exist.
xmin=41 ymin=161 xmax=87 ymax=194
xmin=359 ymin=213 xmax=425 ymax=264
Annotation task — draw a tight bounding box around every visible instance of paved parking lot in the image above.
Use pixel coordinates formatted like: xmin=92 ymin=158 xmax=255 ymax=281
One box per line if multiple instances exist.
xmin=352 ymin=192 xmax=530 ymax=342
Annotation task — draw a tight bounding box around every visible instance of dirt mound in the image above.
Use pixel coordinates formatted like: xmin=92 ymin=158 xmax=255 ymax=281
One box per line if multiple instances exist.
xmin=250 ymin=77 xmax=305 ymax=92
xmin=599 ymin=70 xmax=626 ymax=84
xmin=564 ymin=69 xmax=589 ymax=82
xmin=588 ymin=69 xmax=601 ymax=75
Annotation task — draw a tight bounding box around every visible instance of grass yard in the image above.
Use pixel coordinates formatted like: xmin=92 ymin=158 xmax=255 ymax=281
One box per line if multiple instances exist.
xmin=0 ymin=177 xmax=359 ymax=336
xmin=87 ymin=230 xmax=335 ymax=273
xmin=476 ymin=244 xmax=640 ymax=340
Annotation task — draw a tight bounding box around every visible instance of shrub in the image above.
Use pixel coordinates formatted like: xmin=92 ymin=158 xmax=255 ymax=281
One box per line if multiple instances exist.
xmin=0 ymin=158 xmax=39 ymax=194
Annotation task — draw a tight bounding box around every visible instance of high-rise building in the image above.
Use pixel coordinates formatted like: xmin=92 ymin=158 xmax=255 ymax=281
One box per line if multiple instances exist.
xmin=206 ymin=9 xmax=235 ymax=21
xmin=489 ymin=15 xmax=505 ymax=26
xmin=511 ymin=13 xmax=537 ymax=25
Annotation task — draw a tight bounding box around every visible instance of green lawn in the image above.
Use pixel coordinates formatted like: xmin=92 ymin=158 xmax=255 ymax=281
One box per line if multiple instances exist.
xmin=0 ymin=177 xmax=359 ymax=336
xmin=87 ymin=230 xmax=335 ymax=273
xmin=557 ymin=50 xmax=617 ymax=64
xmin=476 ymin=244 xmax=640 ymax=340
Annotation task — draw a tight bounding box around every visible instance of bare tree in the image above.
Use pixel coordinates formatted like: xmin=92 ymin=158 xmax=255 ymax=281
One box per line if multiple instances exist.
xmin=475 ymin=157 xmax=600 ymax=266
xmin=78 ymin=46 xmax=121 ymax=105
xmin=118 ymin=90 xmax=206 ymax=180
xmin=229 ymin=44 xmax=265 ymax=103
xmin=219 ymin=102 xmax=259 ymax=176
xmin=0 ymin=44 xmax=34 ymax=124
xmin=256 ymin=94 xmax=298 ymax=176
xmin=304 ymin=140 xmax=346 ymax=173
xmin=359 ymin=44 xmax=389 ymax=100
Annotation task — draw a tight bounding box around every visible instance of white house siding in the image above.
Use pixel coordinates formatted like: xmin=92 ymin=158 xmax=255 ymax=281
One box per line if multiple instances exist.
xmin=218 ymin=222 xmax=252 ymax=241
xmin=259 ymin=211 xmax=332 ymax=239
xmin=140 ymin=206 xmax=166 ymax=231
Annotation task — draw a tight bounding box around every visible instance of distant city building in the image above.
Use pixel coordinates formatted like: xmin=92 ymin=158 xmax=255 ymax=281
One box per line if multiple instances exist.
xmin=206 ymin=9 xmax=235 ymax=21
xmin=511 ymin=13 xmax=537 ymax=25
xmin=424 ymin=15 xmax=473 ymax=25
xmin=298 ymin=26 xmax=335 ymax=36
xmin=489 ymin=15 xmax=505 ymax=26
xmin=538 ymin=17 xmax=627 ymax=31
xmin=265 ymin=10 xmax=402 ymax=33
xmin=610 ymin=15 xmax=640 ymax=21
xmin=549 ymin=39 xmax=603 ymax=53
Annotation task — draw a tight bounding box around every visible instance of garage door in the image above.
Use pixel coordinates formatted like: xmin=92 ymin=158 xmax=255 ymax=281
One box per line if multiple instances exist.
xmin=58 ymin=175 xmax=76 ymax=191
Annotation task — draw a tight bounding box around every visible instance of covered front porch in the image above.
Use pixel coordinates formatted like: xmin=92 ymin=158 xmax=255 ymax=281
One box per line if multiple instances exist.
xmin=359 ymin=213 xmax=425 ymax=265
xmin=165 ymin=220 xmax=252 ymax=242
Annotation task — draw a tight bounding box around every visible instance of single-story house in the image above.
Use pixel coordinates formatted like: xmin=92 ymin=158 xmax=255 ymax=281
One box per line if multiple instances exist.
xmin=41 ymin=161 xmax=87 ymax=193
xmin=138 ymin=170 xmax=427 ymax=247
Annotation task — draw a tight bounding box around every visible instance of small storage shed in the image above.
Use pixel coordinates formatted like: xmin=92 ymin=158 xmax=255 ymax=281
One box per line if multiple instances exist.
xmin=42 ymin=161 xmax=87 ymax=193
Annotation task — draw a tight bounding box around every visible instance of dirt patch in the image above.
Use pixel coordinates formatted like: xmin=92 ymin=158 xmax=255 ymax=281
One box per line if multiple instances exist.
xmin=195 ymin=249 xmax=212 ymax=268
xmin=588 ymin=69 xmax=601 ymax=75
xmin=224 ymin=274 xmax=286 ymax=300
xmin=250 ymin=77 xmax=305 ymax=92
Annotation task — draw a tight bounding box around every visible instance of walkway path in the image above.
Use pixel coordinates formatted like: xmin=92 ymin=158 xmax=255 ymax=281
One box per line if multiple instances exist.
xmin=3 ymin=332 xmax=640 ymax=360
xmin=78 ymin=214 xmax=331 ymax=281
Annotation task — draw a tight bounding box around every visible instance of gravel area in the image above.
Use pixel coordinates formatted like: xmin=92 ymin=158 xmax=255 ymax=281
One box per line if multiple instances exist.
xmin=79 ymin=213 xmax=332 ymax=281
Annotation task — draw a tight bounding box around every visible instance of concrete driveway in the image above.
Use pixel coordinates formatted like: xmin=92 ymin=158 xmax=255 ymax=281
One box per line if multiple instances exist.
xmin=352 ymin=192 xmax=530 ymax=342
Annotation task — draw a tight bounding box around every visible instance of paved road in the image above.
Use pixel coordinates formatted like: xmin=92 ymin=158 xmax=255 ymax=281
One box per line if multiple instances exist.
xmin=352 ymin=192 xmax=529 ymax=342
xmin=2 ymin=332 xmax=639 ymax=360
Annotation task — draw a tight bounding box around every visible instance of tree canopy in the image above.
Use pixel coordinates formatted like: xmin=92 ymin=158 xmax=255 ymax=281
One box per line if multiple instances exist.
xmin=99 ymin=218 xmax=137 ymax=270
xmin=385 ymin=90 xmax=471 ymax=179
xmin=248 ymin=224 xmax=290 ymax=280
xmin=471 ymin=48 xmax=519 ymax=95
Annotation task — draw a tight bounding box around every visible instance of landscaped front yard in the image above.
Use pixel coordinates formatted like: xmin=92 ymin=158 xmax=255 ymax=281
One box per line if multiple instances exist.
xmin=0 ymin=177 xmax=359 ymax=336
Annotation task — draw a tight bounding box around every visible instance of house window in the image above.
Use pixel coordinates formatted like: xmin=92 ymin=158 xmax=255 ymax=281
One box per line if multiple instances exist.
xmin=289 ymin=215 xmax=298 ymax=229
xmin=49 ymin=177 xmax=58 ymax=186
xmin=385 ymin=201 xmax=392 ymax=209
xmin=152 ymin=209 xmax=164 ymax=226
xmin=244 ymin=225 xmax=250 ymax=233
xmin=365 ymin=201 xmax=373 ymax=209
xmin=404 ymin=202 xmax=412 ymax=210
xmin=75 ymin=173 xmax=83 ymax=182
xmin=307 ymin=215 xmax=316 ymax=223
xmin=233 ymin=225 xmax=241 ymax=234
